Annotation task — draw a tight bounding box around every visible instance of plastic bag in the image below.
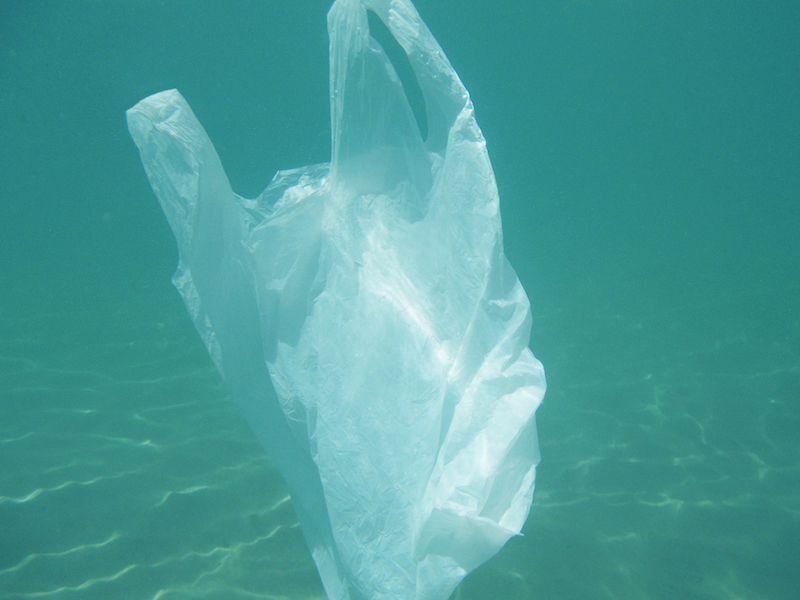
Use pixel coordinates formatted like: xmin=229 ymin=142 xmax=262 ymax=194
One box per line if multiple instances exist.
xmin=127 ymin=0 xmax=545 ymax=598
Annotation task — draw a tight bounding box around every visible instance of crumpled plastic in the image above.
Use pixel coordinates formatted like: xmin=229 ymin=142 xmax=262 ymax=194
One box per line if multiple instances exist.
xmin=126 ymin=0 xmax=546 ymax=599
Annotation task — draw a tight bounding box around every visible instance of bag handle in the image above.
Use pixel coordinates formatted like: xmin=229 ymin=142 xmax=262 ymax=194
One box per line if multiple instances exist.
xmin=328 ymin=0 xmax=472 ymax=177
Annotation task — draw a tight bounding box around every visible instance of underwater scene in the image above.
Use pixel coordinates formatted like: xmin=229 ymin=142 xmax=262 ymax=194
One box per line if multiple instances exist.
xmin=1 ymin=1 xmax=798 ymax=599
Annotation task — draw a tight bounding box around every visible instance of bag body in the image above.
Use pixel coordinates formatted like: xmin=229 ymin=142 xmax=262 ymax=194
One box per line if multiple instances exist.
xmin=127 ymin=1 xmax=545 ymax=599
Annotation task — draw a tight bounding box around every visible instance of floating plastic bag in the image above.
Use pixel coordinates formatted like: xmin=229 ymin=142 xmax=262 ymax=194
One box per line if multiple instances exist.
xmin=127 ymin=0 xmax=545 ymax=598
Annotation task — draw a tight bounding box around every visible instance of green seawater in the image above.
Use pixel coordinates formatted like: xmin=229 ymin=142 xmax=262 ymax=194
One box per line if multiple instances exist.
xmin=1 ymin=1 xmax=798 ymax=598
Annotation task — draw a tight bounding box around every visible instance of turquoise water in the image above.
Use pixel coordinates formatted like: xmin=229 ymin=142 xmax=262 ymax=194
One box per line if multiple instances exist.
xmin=1 ymin=1 xmax=798 ymax=599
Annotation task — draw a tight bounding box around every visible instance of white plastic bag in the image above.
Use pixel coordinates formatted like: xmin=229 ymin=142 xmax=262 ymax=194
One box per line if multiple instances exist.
xmin=127 ymin=1 xmax=545 ymax=598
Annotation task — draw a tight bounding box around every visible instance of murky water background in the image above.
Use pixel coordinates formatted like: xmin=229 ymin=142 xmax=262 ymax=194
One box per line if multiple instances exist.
xmin=1 ymin=1 xmax=798 ymax=598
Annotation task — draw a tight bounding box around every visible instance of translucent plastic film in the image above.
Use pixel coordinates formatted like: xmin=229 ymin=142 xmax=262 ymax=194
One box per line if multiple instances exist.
xmin=127 ymin=1 xmax=545 ymax=598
